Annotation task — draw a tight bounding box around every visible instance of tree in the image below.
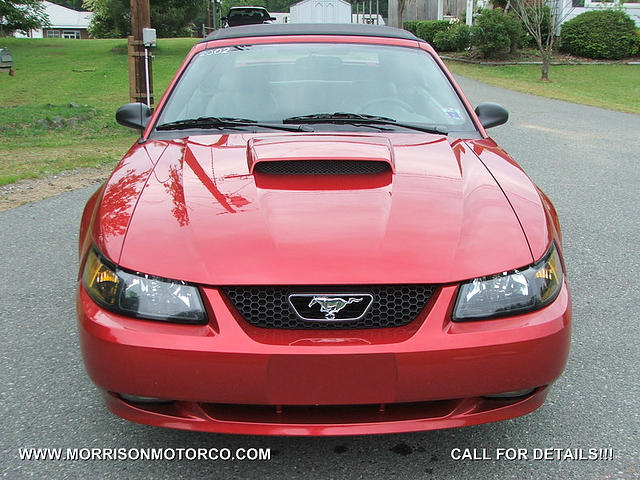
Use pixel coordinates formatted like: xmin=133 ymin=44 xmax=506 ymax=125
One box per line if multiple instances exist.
xmin=83 ymin=0 xmax=206 ymax=38
xmin=49 ymin=0 xmax=85 ymax=10
xmin=265 ymin=0 xmax=302 ymax=12
xmin=0 ymin=0 xmax=49 ymax=35
xmin=151 ymin=0 xmax=203 ymax=37
xmin=387 ymin=0 xmax=406 ymax=28
xmin=83 ymin=0 xmax=129 ymax=37
xmin=508 ymin=0 xmax=572 ymax=81
xmin=396 ymin=0 xmax=407 ymax=27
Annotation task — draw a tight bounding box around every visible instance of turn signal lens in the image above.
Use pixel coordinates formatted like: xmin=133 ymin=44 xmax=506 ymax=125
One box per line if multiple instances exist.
xmin=82 ymin=249 xmax=120 ymax=305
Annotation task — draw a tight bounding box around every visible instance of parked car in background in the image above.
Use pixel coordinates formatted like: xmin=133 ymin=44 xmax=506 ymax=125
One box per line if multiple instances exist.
xmin=223 ymin=6 xmax=276 ymax=27
xmin=77 ymin=24 xmax=571 ymax=436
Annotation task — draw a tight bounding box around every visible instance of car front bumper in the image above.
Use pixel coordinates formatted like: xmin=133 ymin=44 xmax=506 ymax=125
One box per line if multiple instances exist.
xmin=77 ymin=283 xmax=571 ymax=435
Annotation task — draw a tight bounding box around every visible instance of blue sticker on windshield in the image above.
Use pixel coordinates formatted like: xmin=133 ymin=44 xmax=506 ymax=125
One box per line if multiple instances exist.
xmin=444 ymin=108 xmax=462 ymax=120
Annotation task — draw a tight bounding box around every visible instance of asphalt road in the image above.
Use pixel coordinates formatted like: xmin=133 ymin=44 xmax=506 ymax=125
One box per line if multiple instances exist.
xmin=1 ymin=76 xmax=639 ymax=479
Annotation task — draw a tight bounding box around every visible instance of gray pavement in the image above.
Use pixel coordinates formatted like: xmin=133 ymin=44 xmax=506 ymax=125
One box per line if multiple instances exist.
xmin=1 ymin=76 xmax=639 ymax=479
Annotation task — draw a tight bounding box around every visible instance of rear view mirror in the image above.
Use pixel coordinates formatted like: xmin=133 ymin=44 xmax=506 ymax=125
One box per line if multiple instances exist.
xmin=475 ymin=103 xmax=509 ymax=129
xmin=116 ymin=103 xmax=151 ymax=131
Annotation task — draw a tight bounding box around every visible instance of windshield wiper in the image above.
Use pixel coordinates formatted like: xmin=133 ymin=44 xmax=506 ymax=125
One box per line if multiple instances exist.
xmin=282 ymin=112 xmax=448 ymax=135
xmin=156 ymin=116 xmax=309 ymax=132
xmin=284 ymin=112 xmax=398 ymax=123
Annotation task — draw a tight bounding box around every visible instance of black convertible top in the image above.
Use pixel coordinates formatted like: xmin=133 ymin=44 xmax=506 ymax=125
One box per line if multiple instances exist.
xmin=201 ymin=23 xmax=421 ymax=43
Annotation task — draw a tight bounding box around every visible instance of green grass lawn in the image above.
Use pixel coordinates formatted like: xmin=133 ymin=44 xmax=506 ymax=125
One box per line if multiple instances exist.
xmin=0 ymin=37 xmax=198 ymax=185
xmin=446 ymin=62 xmax=640 ymax=115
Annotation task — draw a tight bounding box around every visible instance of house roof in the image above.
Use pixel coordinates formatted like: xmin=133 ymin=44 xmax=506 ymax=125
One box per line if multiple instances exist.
xmin=42 ymin=1 xmax=92 ymax=29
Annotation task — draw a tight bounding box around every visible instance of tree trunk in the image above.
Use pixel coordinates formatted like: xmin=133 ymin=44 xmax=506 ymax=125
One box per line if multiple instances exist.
xmin=398 ymin=0 xmax=407 ymax=29
xmin=541 ymin=50 xmax=550 ymax=82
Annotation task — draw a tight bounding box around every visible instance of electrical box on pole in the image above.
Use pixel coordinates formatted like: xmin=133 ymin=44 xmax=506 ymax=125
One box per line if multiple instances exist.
xmin=142 ymin=28 xmax=156 ymax=47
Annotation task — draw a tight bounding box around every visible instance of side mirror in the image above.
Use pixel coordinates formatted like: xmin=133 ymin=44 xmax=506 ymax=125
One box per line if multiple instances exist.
xmin=474 ymin=103 xmax=509 ymax=129
xmin=269 ymin=16 xmax=277 ymax=21
xmin=116 ymin=103 xmax=151 ymax=131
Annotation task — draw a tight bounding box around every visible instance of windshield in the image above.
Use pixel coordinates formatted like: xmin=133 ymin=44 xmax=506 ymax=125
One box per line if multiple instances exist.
xmin=157 ymin=43 xmax=475 ymax=132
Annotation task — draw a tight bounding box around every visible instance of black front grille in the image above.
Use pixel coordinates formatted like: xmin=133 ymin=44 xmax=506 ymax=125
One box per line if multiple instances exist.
xmin=253 ymin=160 xmax=391 ymax=175
xmin=222 ymin=285 xmax=436 ymax=329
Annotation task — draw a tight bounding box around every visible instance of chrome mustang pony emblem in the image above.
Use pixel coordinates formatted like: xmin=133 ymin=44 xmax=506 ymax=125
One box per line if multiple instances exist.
xmin=288 ymin=293 xmax=374 ymax=322
xmin=308 ymin=296 xmax=363 ymax=320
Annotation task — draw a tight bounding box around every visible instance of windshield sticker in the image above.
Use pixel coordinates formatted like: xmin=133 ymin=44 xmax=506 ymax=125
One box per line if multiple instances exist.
xmin=199 ymin=46 xmax=251 ymax=58
xmin=444 ymin=108 xmax=462 ymax=120
xmin=199 ymin=47 xmax=232 ymax=57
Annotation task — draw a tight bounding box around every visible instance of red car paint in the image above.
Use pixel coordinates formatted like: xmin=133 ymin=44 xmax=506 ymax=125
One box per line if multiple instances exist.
xmin=77 ymin=27 xmax=571 ymax=435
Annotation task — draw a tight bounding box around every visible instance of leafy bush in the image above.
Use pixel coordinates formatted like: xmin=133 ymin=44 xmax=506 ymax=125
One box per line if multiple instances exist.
xmin=415 ymin=20 xmax=451 ymax=44
xmin=501 ymin=11 xmax=524 ymax=54
xmin=560 ymin=10 xmax=639 ymax=59
xmin=471 ymin=9 xmax=523 ymax=58
xmin=403 ymin=21 xmax=420 ymax=36
xmin=433 ymin=24 xmax=471 ymax=52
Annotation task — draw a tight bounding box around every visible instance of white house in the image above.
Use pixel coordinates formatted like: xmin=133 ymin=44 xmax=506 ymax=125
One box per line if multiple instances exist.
xmin=560 ymin=0 xmax=640 ymax=27
xmin=290 ymin=0 xmax=353 ymax=23
xmin=388 ymin=0 xmax=640 ymax=28
xmin=16 ymin=1 xmax=93 ymax=39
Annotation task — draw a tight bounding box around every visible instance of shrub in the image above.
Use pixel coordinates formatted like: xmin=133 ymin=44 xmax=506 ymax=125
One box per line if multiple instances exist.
xmin=501 ymin=11 xmax=524 ymax=54
xmin=471 ymin=9 xmax=523 ymax=58
xmin=416 ymin=20 xmax=451 ymax=44
xmin=433 ymin=24 xmax=471 ymax=52
xmin=403 ymin=20 xmax=420 ymax=36
xmin=560 ymin=10 xmax=638 ymax=59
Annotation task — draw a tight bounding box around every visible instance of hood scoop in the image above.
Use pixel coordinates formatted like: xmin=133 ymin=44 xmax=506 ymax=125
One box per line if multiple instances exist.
xmin=253 ymin=159 xmax=391 ymax=175
xmin=247 ymin=135 xmax=395 ymax=175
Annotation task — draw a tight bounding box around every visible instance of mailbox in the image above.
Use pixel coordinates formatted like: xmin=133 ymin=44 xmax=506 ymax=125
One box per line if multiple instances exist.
xmin=0 ymin=48 xmax=13 ymax=72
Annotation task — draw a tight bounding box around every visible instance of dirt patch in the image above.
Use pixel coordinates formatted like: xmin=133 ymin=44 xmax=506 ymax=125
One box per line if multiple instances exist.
xmin=0 ymin=164 xmax=115 ymax=212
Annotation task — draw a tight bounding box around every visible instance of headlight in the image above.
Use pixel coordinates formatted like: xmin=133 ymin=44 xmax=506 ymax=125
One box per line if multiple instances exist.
xmin=82 ymin=248 xmax=207 ymax=324
xmin=453 ymin=243 xmax=563 ymax=321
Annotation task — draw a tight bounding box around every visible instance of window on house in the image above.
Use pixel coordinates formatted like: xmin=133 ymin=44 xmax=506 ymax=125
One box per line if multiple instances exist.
xmin=46 ymin=30 xmax=61 ymax=38
xmin=63 ymin=31 xmax=81 ymax=39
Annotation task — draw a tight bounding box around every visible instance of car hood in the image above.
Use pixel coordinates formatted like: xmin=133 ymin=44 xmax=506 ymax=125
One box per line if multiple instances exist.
xmin=111 ymin=133 xmax=535 ymax=285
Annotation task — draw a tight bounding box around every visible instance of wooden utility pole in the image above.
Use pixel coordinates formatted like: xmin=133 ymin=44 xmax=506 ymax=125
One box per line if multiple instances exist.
xmin=128 ymin=0 xmax=153 ymax=105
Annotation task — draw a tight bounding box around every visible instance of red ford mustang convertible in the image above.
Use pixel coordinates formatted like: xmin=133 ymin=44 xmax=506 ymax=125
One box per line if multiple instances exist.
xmin=77 ymin=24 xmax=571 ymax=435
